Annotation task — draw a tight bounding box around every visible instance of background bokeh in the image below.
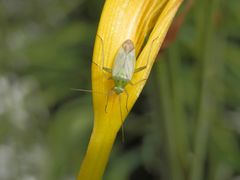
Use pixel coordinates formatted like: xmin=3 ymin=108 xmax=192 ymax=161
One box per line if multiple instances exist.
xmin=0 ymin=0 xmax=239 ymax=180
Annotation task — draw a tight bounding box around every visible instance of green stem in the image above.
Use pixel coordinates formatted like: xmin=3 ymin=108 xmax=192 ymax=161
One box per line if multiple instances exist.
xmin=155 ymin=59 xmax=185 ymax=180
xmin=168 ymin=45 xmax=190 ymax=173
xmin=190 ymin=0 xmax=219 ymax=179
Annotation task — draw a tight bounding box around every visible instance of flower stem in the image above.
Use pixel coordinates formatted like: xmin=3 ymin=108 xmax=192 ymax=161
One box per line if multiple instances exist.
xmin=77 ymin=125 xmax=117 ymax=180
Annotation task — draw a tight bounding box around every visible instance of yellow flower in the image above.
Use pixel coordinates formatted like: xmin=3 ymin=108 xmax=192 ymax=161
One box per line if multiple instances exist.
xmin=78 ymin=0 xmax=183 ymax=179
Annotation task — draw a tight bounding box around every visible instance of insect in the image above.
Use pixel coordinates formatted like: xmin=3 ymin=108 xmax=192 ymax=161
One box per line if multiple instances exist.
xmin=94 ymin=35 xmax=158 ymax=113
xmin=73 ymin=35 xmax=158 ymax=141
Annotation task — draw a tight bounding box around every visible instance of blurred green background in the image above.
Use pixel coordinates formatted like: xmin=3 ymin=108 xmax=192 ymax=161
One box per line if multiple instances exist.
xmin=0 ymin=0 xmax=239 ymax=180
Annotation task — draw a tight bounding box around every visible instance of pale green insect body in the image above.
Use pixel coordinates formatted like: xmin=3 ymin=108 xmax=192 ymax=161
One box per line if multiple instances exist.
xmin=94 ymin=35 xmax=158 ymax=113
xmin=112 ymin=39 xmax=136 ymax=95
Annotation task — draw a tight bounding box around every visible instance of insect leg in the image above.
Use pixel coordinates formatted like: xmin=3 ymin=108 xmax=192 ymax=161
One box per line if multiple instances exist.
xmin=95 ymin=34 xmax=112 ymax=74
xmin=105 ymin=88 xmax=114 ymax=113
xmin=96 ymin=34 xmax=105 ymax=68
xmin=129 ymin=78 xmax=147 ymax=86
xmin=134 ymin=37 xmax=159 ymax=73
xmin=103 ymin=67 xmax=112 ymax=73
xmin=123 ymin=89 xmax=129 ymax=112
xmin=92 ymin=61 xmax=101 ymax=69
xmin=119 ymin=95 xmax=125 ymax=143
xmin=92 ymin=62 xmax=110 ymax=80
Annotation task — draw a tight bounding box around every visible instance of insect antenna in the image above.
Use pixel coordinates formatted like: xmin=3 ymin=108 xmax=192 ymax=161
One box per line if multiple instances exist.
xmin=70 ymin=88 xmax=106 ymax=95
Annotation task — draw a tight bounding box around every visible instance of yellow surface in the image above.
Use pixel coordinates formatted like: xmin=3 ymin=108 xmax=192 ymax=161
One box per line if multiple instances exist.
xmin=77 ymin=0 xmax=183 ymax=179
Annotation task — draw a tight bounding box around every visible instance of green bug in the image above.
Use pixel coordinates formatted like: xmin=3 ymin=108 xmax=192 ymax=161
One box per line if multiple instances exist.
xmin=95 ymin=35 xmax=158 ymax=113
xmin=74 ymin=35 xmax=158 ymax=141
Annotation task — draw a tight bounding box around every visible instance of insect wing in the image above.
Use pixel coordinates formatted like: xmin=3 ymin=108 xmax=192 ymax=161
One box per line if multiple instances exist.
xmin=112 ymin=47 xmax=136 ymax=80
xmin=124 ymin=49 xmax=135 ymax=79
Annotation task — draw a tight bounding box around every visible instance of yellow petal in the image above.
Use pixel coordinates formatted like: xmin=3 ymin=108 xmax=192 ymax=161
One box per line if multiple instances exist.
xmin=78 ymin=0 xmax=183 ymax=179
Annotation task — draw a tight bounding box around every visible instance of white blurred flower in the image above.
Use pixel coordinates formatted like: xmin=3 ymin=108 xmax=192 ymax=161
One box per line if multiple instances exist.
xmin=0 ymin=74 xmax=49 ymax=179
